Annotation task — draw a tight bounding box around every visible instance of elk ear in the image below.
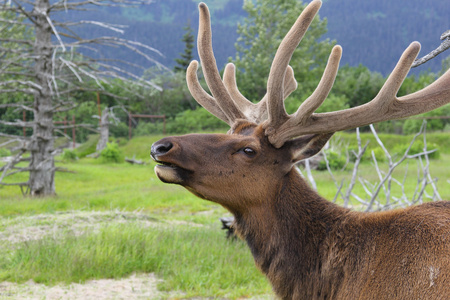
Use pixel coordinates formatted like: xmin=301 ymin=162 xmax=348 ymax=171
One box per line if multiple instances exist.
xmin=285 ymin=133 xmax=334 ymax=163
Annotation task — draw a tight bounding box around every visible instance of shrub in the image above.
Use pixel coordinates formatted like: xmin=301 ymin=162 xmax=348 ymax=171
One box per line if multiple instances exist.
xmin=317 ymin=150 xmax=346 ymax=171
xmin=134 ymin=121 xmax=165 ymax=136
xmin=100 ymin=142 xmax=124 ymax=163
xmin=0 ymin=148 xmax=11 ymax=157
xmin=349 ymin=147 xmax=386 ymax=163
xmin=114 ymin=138 xmax=128 ymax=147
xmin=167 ymin=108 xmax=227 ymax=134
xmin=393 ymin=141 xmax=440 ymax=159
xmin=402 ymin=119 xmax=422 ymax=135
xmin=75 ymin=135 xmax=99 ymax=158
xmin=367 ymin=148 xmax=386 ymax=162
xmin=110 ymin=122 xmax=129 ymax=138
xmin=61 ymin=149 xmax=78 ymax=162
xmin=376 ymin=120 xmax=404 ymax=134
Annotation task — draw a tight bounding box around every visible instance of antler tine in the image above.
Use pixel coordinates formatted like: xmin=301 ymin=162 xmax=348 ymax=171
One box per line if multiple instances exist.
xmin=266 ymin=44 xmax=342 ymax=147
xmin=223 ymin=63 xmax=298 ymax=124
xmin=197 ymin=3 xmax=245 ymax=122
xmin=257 ymin=66 xmax=298 ymax=123
xmin=266 ymin=0 xmax=322 ymax=129
xmin=223 ymin=63 xmax=257 ymax=120
xmin=282 ymin=66 xmax=299 ymax=99
xmin=267 ymin=41 xmax=450 ymax=147
xmin=186 ymin=60 xmax=230 ymax=124
xmin=373 ymin=42 xmax=421 ymax=107
xmin=292 ymin=45 xmax=342 ymax=126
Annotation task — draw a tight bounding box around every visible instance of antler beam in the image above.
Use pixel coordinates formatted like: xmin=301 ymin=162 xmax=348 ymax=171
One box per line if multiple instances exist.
xmin=265 ymin=0 xmax=323 ymax=129
xmin=196 ymin=3 xmax=245 ymax=123
xmin=266 ymin=41 xmax=450 ymax=147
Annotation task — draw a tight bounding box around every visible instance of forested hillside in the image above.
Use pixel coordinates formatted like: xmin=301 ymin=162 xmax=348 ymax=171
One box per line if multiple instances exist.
xmin=57 ymin=0 xmax=450 ymax=75
xmin=320 ymin=0 xmax=450 ymax=74
xmin=56 ymin=0 xmax=244 ymax=74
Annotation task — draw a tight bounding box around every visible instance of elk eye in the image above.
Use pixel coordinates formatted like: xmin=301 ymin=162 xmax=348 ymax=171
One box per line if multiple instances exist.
xmin=242 ymin=147 xmax=256 ymax=157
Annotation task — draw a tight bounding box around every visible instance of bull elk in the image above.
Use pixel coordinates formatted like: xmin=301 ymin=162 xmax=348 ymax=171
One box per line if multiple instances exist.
xmin=151 ymin=1 xmax=450 ymax=299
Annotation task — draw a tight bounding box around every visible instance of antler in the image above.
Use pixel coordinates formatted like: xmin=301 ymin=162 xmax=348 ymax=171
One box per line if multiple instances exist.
xmin=187 ymin=2 xmax=298 ymax=125
xmin=188 ymin=1 xmax=450 ymax=148
xmin=261 ymin=0 xmax=450 ymax=147
xmin=265 ymin=39 xmax=450 ymax=147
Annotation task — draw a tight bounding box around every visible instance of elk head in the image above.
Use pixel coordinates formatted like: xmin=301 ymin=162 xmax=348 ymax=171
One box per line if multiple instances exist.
xmin=151 ymin=0 xmax=450 ymax=213
xmin=152 ymin=122 xmax=332 ymax=213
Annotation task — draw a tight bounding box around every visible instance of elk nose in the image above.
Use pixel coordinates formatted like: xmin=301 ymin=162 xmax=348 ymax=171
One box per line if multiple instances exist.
xmin=151 ymin=140 xmax=173 ymax=157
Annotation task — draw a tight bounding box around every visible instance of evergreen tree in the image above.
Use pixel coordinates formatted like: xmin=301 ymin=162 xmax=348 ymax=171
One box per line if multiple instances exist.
xmin=231 ymin=0 xmax=334 ymax=111
xmin=174 ymin=21 xmax=195 ymax=72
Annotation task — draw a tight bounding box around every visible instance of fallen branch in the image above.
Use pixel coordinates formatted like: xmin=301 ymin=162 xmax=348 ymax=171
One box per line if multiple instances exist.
xmin=55 ymin=167 xmax=77 ymax=173
xmin=125 ymin=156 xmax=144 ymax=165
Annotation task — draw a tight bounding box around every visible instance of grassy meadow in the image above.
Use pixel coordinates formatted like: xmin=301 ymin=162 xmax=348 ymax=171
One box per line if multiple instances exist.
xmin=0 ymin=131 xmax=449 ymax=299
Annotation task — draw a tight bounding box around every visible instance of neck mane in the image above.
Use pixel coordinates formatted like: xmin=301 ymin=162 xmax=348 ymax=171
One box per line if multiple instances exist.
xmin=233 ymin=169 xmax=352 ymax=299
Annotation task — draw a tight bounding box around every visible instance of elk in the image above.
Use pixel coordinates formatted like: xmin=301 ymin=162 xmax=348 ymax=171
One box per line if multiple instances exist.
xmin=151 ymin=1 xmax=450 ymax=299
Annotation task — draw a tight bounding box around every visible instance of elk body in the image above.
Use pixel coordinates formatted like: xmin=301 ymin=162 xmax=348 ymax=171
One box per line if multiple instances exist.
xmin=151 ymin=1 xmax=450 ymax=299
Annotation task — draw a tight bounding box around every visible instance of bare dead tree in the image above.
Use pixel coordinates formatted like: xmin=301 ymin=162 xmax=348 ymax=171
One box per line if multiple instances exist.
xmin=96 ymin=107 xmax=110 ymax=153
xmin=322 ymin=121 xmax=441 ymax=212
xmin=298 ymin=159 xmax=317 ymax=191
xmin=412 ymin=30 xmax=450 ymax=68
xmin=0 ymin=0 xmax=164 ymax=196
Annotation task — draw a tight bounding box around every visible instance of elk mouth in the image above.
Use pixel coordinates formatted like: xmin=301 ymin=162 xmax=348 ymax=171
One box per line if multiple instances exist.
xmin=153 ymin=159 xmax=177 ymax=169
xmin=152 ymin=157 xmax=191 ymax=184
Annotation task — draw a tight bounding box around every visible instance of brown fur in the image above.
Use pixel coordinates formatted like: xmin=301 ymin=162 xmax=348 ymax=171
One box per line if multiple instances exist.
xmin=151 ymin=122 xmax=450 ymax=299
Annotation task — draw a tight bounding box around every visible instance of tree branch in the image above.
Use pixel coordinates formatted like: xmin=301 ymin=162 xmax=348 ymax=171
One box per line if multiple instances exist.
xmin=0 ymin=103 xmax=34 ymax=111
xmin=0 ymin=120 xmax=35 ymax=127
xmin=412 ymin=31 xmax=450 ymax=68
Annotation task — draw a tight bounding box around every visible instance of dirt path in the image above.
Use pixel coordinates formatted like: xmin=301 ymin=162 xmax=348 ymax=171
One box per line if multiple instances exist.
xmin=0 ymin=273 xmax=162 ymax=300
xmin=0 ymin=210 xmax=164 ymax=245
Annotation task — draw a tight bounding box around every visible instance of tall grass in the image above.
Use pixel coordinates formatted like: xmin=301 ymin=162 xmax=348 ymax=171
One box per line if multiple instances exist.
xmin=0 ymin=223 xmax=271 ymax=298
xmin=0 ymin=160 xmax=220 ymax=220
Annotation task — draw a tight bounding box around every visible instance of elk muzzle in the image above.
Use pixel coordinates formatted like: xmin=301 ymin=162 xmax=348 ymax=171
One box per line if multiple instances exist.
xmin=151 ymin=138 xmax=187 ymax=184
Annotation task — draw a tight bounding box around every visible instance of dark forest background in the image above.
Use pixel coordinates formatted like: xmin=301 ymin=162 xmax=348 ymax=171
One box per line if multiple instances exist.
xmin=57 ymin=0 xmax=450 ymax=75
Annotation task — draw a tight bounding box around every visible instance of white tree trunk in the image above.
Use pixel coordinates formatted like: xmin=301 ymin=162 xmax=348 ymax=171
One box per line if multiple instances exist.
xmin=28 ymin=0 xmax=56 ymax=196
xmin=96 ymin=108 xmax=110 ymax=153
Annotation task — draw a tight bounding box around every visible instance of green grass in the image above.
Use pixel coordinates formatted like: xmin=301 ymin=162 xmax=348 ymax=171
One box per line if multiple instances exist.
xmin=0 ymin=160 xmax=220 ymax=222
xmin=0 ymin=223 xmax=271 ymax=298
xmin=119 ymin=134 xmax=166 ymax=160
xmin=75 ymin=134 xmax=99 ymax=158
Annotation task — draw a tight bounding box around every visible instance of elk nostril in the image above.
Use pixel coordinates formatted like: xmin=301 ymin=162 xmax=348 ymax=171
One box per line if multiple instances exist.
xmin=151 ymin=141 xmax=173 ymax=156
xmin=157 ymin=142 xmax=173 ymax=153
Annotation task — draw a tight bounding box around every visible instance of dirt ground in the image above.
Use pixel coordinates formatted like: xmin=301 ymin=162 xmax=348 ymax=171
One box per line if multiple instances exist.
xmin=0 ymin=273 xmax=162 ymax=300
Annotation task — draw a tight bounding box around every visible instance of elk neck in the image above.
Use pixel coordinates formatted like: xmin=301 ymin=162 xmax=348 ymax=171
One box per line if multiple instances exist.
xmin=232 ymin=167 xmax=353 ymax=299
